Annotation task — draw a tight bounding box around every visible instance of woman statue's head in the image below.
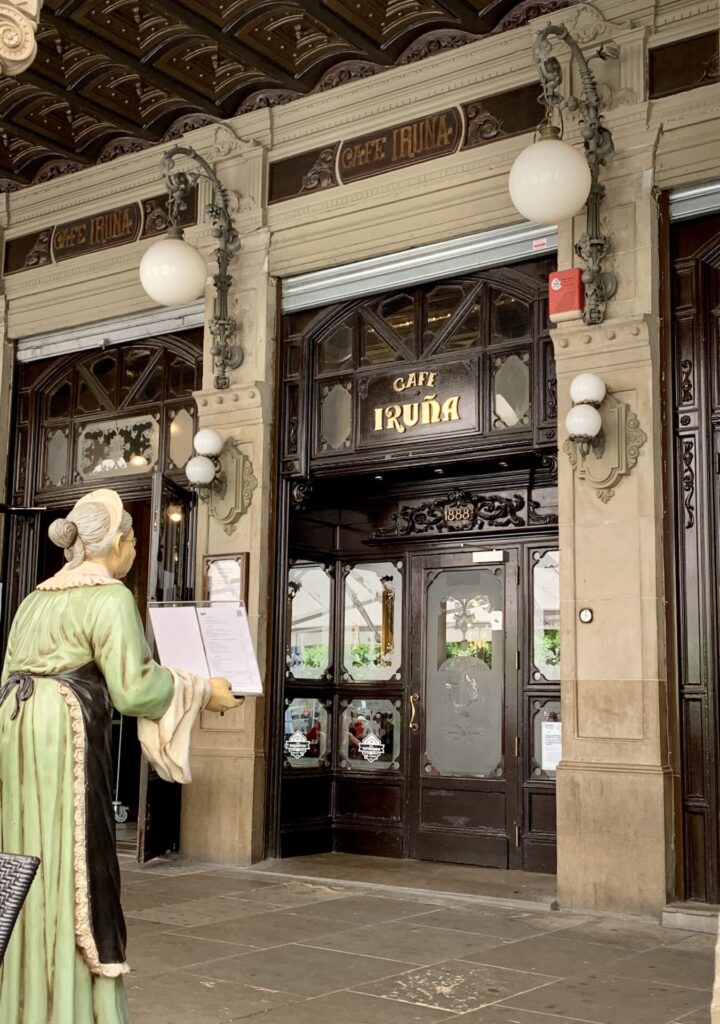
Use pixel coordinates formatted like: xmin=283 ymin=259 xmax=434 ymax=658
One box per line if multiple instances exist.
xmin=49 ymin=489 xmax=135 ymax=578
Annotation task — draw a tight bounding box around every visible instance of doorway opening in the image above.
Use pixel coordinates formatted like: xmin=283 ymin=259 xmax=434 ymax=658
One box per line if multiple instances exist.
xmin=269 ymin=256 xmax=560 ymax=872
xmin=3 ymin=331 xmax=202 ymax=861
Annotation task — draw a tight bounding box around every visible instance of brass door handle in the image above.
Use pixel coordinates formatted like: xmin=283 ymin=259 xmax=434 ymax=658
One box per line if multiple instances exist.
xmin=409 ymin=692 xmax=420 ymax=731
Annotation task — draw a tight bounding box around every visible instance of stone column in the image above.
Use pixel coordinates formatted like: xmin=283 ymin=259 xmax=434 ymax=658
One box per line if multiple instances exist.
xmin=179 ymin=224 xmax=276 ymax=865
xmin=554 ymin=126 xmax=672 ymax=915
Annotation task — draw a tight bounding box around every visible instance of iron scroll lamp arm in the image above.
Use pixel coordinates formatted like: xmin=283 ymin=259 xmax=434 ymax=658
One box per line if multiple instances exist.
xmin=160 ymin=145 xmax=243 ymax=390
xmin=533 ymin=25 xmax=618 ymax=325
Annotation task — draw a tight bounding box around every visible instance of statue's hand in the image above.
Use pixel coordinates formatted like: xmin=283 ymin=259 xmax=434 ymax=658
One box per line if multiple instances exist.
xmin=205 ymin=677 xmax=238 ymax=712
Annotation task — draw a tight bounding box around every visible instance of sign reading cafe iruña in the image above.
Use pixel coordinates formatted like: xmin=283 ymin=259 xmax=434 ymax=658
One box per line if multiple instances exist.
xmin=358 ymin=362 xmax=477 ymax=447
xmin=338 ymin=108 xmax=461 ymax=184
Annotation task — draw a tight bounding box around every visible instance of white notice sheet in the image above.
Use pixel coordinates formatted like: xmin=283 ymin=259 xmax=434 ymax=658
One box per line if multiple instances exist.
xmin=541 ymin=721 xmax=562 ymax=772
xmin=196 ymin=605 xmax=263 ymax=696
xmin=148 ymin=605 xmax=209 ymax=680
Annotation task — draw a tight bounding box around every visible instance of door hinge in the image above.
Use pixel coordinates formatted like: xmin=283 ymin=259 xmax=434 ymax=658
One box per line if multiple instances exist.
xmin=515 ymin=650 xmax=520 ymax=670
xmin=516 ymin=564 xmax=520 ymax=586
xmin=514 ymin=736 xmax=520 ymax=757
xmin=515 ymin=825 xmax=520 ymax=847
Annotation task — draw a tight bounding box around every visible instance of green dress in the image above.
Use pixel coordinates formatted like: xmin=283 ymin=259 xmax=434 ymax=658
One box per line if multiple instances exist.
xmin=0 ymin=575 xmax=174 ymax=1024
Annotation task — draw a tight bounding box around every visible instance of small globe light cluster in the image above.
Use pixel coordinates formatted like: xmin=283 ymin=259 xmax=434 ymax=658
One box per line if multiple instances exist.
xmin=186 ymin=427 xmax=223 ymax=489
xmin=565 ymin=373 xmax=606 ymax=456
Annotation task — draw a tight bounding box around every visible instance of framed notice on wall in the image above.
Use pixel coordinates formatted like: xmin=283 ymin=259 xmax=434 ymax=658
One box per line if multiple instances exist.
xmin=202 ymin=554 xmax=249 ymax=605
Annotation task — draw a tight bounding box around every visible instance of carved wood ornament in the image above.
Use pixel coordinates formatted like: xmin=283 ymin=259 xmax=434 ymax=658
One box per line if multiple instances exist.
xmin=0 ymin=0 xmax=581 ymax=191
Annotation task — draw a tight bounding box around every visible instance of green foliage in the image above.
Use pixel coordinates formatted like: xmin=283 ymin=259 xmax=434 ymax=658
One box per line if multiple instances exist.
xmin=445 ymin=640 xmax=492 ymax=667
xmin=301 ymin=644 xmax=328 ymax=669
xmin=539 ymin=629 xmax=560 ymax=665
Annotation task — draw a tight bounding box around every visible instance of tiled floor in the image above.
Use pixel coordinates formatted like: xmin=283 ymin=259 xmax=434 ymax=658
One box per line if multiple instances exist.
xmin=119 ymin=854 xmax=714 ymax=1024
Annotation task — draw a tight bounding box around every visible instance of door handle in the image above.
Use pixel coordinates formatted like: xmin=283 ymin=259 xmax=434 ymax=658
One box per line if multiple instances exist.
xmin=409 ymin=692 xmax=420 ymax=731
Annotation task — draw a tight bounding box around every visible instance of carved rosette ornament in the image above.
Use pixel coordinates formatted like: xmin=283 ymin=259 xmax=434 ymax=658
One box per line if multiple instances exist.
xmin=563 ymin=393 xmax=647 ymax=503
xmin=0 ymin=0 xmax=42 ymax=76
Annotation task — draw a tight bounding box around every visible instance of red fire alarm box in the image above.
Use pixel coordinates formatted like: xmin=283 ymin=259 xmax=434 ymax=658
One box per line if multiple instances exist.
xmin=548 ymin=269 xmax=584 ymax=323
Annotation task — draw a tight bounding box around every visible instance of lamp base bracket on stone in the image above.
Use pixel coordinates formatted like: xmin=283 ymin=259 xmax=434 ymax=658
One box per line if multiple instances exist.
xmin=196 ymin=437 xmax=258 ymax=535
xmin=563 ymin=392 xmax=647 ymax=503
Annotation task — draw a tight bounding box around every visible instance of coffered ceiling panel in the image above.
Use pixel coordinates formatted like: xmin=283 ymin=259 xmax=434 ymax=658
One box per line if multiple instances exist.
xmin=0 ymin=0 xmax=578 ymax=191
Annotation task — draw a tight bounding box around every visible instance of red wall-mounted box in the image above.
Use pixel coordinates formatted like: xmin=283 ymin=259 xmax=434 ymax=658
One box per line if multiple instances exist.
xmin=548 ymin=269 xmax=584 ymax=323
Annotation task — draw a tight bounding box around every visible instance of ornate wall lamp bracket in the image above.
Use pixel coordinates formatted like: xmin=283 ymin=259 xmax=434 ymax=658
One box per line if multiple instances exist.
xmin=139 ymin=145 xmax=243 ymax=390
xmin=509 ymin=23 xmax=618 ymax=325
xmin=186 ymin=429 xmax=257 ymax=535
xmin=564 ymin=391 xmax=647 ymax=503
xmin=534 ymin=25 xmax=618 ymax=325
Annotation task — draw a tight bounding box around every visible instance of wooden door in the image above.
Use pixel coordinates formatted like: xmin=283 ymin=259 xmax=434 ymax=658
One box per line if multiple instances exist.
xmin=409 ymin=549 xmax=520 ymax=867
xmin=669 ymin=211 xmax=720 ymax=901
xmin=137 ymin=472 xmax=196 ymax=862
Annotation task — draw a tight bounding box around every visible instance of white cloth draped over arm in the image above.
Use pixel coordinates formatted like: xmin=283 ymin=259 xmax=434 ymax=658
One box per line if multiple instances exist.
xmin=137 ymin=668 xmax=210 ymax=783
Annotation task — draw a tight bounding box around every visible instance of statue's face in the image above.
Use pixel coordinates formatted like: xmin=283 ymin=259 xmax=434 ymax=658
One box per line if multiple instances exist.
xmin=110 ymin=529 xmax=137 ymax=579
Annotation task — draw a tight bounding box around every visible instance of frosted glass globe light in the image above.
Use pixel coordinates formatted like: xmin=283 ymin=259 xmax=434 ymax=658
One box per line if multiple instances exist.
xmin=193 ymin=427 xmax=223 ymax=457
xmin=569 ymin=373 xmax=606 ymax=407
xmin=508 ymin=138 xmax=592 ymax=225
xmin=186 ymin=454 xmax=216 ymax=486
xmin=139 ymin=237 xmax=208 ymax=306
xmin=565 ymin=403 xmax=602 ymax=440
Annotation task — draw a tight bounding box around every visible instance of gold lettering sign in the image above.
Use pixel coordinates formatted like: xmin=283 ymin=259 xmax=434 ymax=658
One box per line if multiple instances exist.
xmin=52 ymin=204 xmax=140 ymax=261
xmin=338 ymin=108 xmax=461 ymax=184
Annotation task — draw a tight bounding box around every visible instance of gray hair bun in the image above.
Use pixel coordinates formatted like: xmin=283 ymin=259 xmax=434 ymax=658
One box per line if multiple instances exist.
xmin=49 ymin=518 xmax=79 ymax=550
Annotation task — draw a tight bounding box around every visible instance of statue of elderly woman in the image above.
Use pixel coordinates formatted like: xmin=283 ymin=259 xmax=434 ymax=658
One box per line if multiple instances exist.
xmin=0 ymin=489 xmax=236 ymax=1024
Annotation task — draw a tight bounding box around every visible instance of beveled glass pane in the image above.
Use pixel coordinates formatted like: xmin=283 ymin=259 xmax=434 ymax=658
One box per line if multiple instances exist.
xmin=77 ymin=415 xmax=159 ymax=479
xmin=493 ymin=293 xmax=530 ymax=339
xmin=444 ymin=306 xmax=481 ymax=351
xmin=47 ymin=379 xmax=72 ymax=419
xmin=493 ymin=352 xmax=530 ymax=429
xmin=138 ymin=363 xmax=163 ymax=403
xmin=379 ymin=294 xmax=414 ymax=346
xmin=45 ymin=428 xmax=68 ymax=487
xmin=168 ymin=407 xmax=194 ymax=470
xmin=91 ymin=354 xmax=117 ymax=400
xmin=287 ymin=563 xmax=331 ymax=679
xmin=76 ymin=379 xmax=104 ymax=414
xmin=343 ymin=561 xmax=402 ymax=680
xmin=320 ymin=382 xmax=352 ymax=451
xmin=533 ymin=550 xmax=560 ymax=680
xmin=167 ymin=356 xmax=196 ymax=398
xmin=531 ymin=698 xmax=561 ymax=777
xmin=425 ymin=568 xmax=504 ymax=777
xmin=319 ymin=321 xmax=353 ymax=373
xmin=424 ymin=284 xmax=467 ymax=350
xmin=122 ymin=348 xmax=153 ymax=397
xmin=340 ymin=698 xmax=400 ymax=770
xmin=284 ymin=698 xmax=330 ymax=769
xmin=360 ymin=320 xmax=396 ymax=366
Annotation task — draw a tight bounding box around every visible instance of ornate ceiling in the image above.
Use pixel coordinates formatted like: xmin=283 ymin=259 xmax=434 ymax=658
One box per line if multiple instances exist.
xmin=0 ymin=0 xmax=576 ymax=191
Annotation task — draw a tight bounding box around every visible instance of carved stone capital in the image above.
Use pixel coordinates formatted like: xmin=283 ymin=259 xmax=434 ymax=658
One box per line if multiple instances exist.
xmin=564 ymin=393 xmax=647 ymax=502
xmin=0 ymin=0 xmax=43 ymax=76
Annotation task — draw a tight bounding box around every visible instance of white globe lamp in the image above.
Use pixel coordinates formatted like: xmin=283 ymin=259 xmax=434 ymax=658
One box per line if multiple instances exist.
xmin=565 ymin=403 xmax=602 ymax=441
xmin=185 ymin=455 xmax=216 ymax=486
xmin=139 ymin=236 xmax=208 ymax=306
xmin=508 ymin=128 xmax=592 ymax=226
xmin=193 ymin=428 xmax=223 ymax=458
xmin=569 ymin=373 xmax=606 ymax=408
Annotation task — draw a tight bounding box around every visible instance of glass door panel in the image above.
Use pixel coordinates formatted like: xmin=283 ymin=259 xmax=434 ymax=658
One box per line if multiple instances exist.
xmin=425 ymin=569 xmax=504 ymax=777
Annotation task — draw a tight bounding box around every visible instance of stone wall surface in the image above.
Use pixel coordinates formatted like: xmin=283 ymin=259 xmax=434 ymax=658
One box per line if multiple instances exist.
xmin=0 ymin=0 xmax=718 ymax=902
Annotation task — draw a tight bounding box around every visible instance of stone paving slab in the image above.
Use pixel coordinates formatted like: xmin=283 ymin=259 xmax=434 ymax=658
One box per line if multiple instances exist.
xmin=120 ymin=858 xmax=714 ymax=1024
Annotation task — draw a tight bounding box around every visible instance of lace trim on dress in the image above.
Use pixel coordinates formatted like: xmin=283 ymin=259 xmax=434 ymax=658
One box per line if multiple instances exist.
xmin=37 ymin=564 xmax=122 ymax=591
xmin=57 ymin=683 xmax=129 ymax=978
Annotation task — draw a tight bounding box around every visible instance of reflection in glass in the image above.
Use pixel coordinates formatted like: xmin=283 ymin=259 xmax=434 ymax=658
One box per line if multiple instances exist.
xmin=287 ymin=563 xmax=331 ymax=678
xmin=532 ymin=698 xmax=561 ymax=777
xmin=361 ymin=319 xmax=396 ymax=366
xmin=494 ymin=293 xmax=530 ymax=339
xmin=47 ymin=379 xmax=72 ymax=420
xmin=533 ymin=550 xmax=560 ymax=680
xmin=343 ymin=562 xmax=402 ymax=680
xmin=77 ymin=415 xmax=159 ymax=479
xmin=320 ymin=382 xmax=352 ymax=450
xmin=319 ymin=321 xmax=353 ymax=373
xmin=284 ymin=698 xmax=330 ymax=769
xmin=444 ymin=306 xmax=481 ymax=351
xmin=424 ymin=285 xmax=465 ymax=346
xmin=77 ymin=379 xmax=104 ymax=414
xmin=45 ymin=428 xmax=68 ymax=487
xmin=340 ymin=699 xmax=400 ymax=770
xmin=493 ymin=352 xmax=531 ymax=429
xmin=426 ymin=569 xmax=504 ymax=777
xmin=123 ymin=348 xmax=153 ymax=397
xmin=92 ymin=355 xmax=117 ymax=398
xmin=379 ymin=294 xmax=414 ymax=346
xmin=168 ymin=407 xmax=194 ymax=470
xmin=167 ymin=356 xmax=195 ymax=398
